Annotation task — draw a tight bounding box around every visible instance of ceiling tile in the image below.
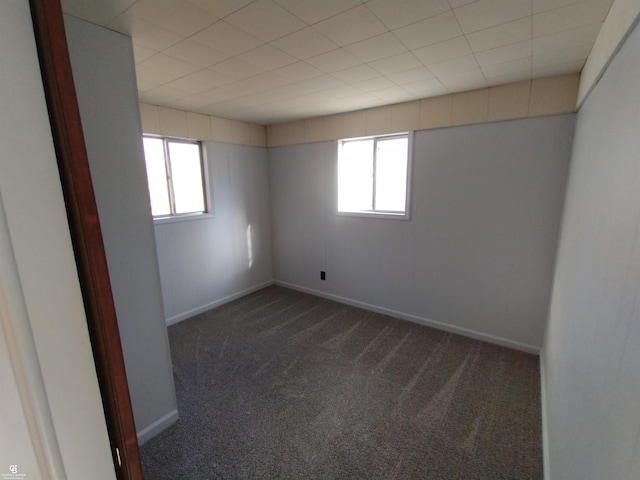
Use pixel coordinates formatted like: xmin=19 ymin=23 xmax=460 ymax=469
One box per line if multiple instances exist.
xmin=316 ymin=103 xmax=355 ymax=117
xmin=184 ymin=0 xmax=254 ymax=18
xmin=224 ymin=71 xmax=290 ymax=95
xmin=137 ymin=76 xmax=161 ymax=91
xmin=259 ymin=82 xmax=316 ymax=100
xmin=204 ymin=96 xmax=255 ymax=111
xmin=439 ymin=68 xmax=488 ymax=92
xmin=393 ymin=11 xmax=462 ymax=50
xmin=533 ymin=0 xmax=611 ymax=37
xmin=270 ymin=62 xmax=325 ymax=83
xmin=313 ymin=5 xmax=388 ymax=46
xmin=454 ymin=0 xmax=531 ymax=34
xmin=164 ymin=77 xmax=215 ymax=95
xmin=191 ymin=21 xmax=262 ymax=56
xmin=482 ymin=58 xmax=532 ymax=85
xmin=465 ymin=17 xmax=532 ymax=52
xmin=138 ymin=53 xmax=201 ymax=77
xmin=136 ymin=64 xmax=185 ymax=85
xmin=475 ymin=40 xmax=532 ymax=67
xmin=366 ymin=0 xmax=451 ymax=30
xmin=368 ymin=52 xmax=422 ymax=75
xmin=332 ymin=65 xmax=380 ymax=83
xmin=402 ymin=78 xmax=449 ymax=97
xmin=224 ymin=92 xmax=281 ymax=109
xmin=257 ymin=111 xmax=291 ymax=124
xmin=225 ymin=0 xmax=306 ymax=42
xmin=274 ymin=0 xmax=361 ymax=24
xmin=163 ymin=39 xmax=230 ymax=67
xmin=447 ymin=0 xmax=477 ymax=7
xmin=533 ymin=0 xmax=609 ymax=14
xmin=413 ymin=36 xmax=472 ymax=66
xmin=533 ymin=44 xmax=592 ymax=70
xmin=429 ymin=54 xmax=480 ymax=76
xmin=313 ymin=84 xmax=360 ymax=99
xmin=345 ymin=33 xmax=408 ymax=63
xmin=533 ymin=22 xmax=602 ymax=55
xmin=139 ymin=85 xmax=189 ymax=104
xmin=271 ymin=28 xmax=339 ymax=60
xmin=344 ymin=94 xmax=386 ymax=110
xmin=67 ymin=0 xmax=614 ymax=124
xmin=281 ymin=91 xmax=340 ymax=108
xmin=298 ymin=75 xmax=348 ymax=93
xmin=371 ymin=87 xmax=417 ymax=103
xmin=354 ymin=77 xmax=397 ymax=92
xmin=126 ymin=0 xmax=218 ymax=37
xmin=238 ymin=45 xmax=298 ymax=71
xmin=173 ymin=89 xmax=233 ymax=110
xmin=532 ymin=59 xmax=585 ymax=77
xmin=305 ymin=49 xmax=362 ymax=73
xmin=184 ymin=68 xmax=235 ymax=88
xmin=108 ymin=15 xmax=183 ymax=50
xmin=133 ymin=43 xmax=157 ymax=64
xmin=388 ymin=67 xmax=436 ymax=85
xmin=208 ymin=57 xmax=264 ymax=80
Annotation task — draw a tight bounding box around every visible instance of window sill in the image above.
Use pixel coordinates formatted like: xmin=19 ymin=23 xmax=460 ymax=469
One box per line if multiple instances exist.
xmin=152 ymin=213 xmax=215 ymax=225
xmin=337 ymin=210 xmax=410 ymax=220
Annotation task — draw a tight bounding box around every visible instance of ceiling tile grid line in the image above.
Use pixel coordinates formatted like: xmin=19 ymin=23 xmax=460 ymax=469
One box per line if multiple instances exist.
xmin=62 ymin=0 xmax=614 ymax=124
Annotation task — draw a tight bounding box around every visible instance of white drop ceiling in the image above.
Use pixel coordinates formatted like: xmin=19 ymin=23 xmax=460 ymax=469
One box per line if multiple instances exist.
xmin=61 ymin=0 xmax=613 ymax=125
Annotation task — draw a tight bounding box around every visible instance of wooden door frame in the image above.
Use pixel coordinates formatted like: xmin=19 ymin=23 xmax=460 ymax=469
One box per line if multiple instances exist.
xmin=29 ymin=1 xmax=143 ymax=478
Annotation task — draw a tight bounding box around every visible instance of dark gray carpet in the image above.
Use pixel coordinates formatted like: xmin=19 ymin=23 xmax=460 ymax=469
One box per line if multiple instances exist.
xmin=140 ymin=286 xmax=542 ymax=479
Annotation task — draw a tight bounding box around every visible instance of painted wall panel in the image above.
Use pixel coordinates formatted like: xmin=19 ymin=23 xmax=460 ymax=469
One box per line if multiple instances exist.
xmin=154 ymin=143 xmax=273 ymax=324
xmin=411 ymin=118 xmax=573 ymax=346
xmin=269 ymin=142 xmax=334 ymax=292
xmin=270 ymin=115 xmax=573 ymax=350
xmin=542 ymin=17 xmax=640 ymax=480
xmin=64 ymin=16 xmax=177 ymax=439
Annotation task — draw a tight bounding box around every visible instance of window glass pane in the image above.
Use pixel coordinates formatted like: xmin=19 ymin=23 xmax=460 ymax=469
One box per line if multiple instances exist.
xmin=338 ymin=139 xmax=373 ymax=212
xmin=167 ymin=142 xmax=205 ymax=214
xmin=142 ymin=137 xmax=171 ymax=216
xmin=375 ymin=137 xmax=408 ymax=212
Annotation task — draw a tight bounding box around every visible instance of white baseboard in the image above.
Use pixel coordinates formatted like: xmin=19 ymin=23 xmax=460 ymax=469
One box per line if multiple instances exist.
xmin=137 ymin=409 xmax=179 ymax=445
xmin=166 ymin=280 xmax=274 ymax=326
xmin=540 ymin=354 xmax=551 ymax=480
xmin=274 ymin=281 xmax=540 ymax=355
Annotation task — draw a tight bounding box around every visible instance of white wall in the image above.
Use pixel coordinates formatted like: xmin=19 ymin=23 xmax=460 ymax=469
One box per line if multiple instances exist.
xmin=0 ymin=1 xmax=115 ymax=478
xmin=270 ymin=115 xmax=573 ymax=352
xmin=542 ymin=17 xmax=640 ymax=480
xmin=64 ymin=16 xmax=177 ymax=442
xmin=154 ymin=142 xmax=273 ymax=324
xmin=0 ymin=304 xmax=41 ymax=478
xmin=577 ymin=0 xmax=640 ymax=105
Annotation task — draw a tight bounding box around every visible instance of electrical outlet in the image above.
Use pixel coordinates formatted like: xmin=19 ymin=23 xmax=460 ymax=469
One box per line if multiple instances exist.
xmin=320 ymin=271 xmax=326 ymax=281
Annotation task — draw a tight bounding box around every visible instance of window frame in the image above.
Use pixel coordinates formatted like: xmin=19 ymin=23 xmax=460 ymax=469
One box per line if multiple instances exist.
xmin=336 ymin=132 xmax=413 ymax=220
xmin=142 ymin=135 xmax=213 ymax=223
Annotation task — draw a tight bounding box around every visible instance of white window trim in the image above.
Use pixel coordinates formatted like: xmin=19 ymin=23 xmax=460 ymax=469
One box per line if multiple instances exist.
xmin=143 ymin=135 xmax=213 ymax=223
xmin=152 ymin=211 xmax=215 ymax=225
xmin=336 ymin=132 xmax=413 ymax=220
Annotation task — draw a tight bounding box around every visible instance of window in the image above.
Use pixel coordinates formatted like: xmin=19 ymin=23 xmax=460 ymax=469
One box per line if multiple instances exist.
xmin=142 ymin=136 xmax=207 ymax=218
xmin=337 ymin=133 xmax=411 ymax=218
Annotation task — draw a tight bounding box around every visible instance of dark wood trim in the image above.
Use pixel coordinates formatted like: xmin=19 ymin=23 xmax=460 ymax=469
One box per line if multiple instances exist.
xmin=29 ymin=1 xmax=143 ymax=478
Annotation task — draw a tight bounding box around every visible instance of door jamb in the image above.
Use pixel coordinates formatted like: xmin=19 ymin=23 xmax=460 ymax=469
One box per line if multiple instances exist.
xmin=29 ymin=1 xmax=143 ymax=478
